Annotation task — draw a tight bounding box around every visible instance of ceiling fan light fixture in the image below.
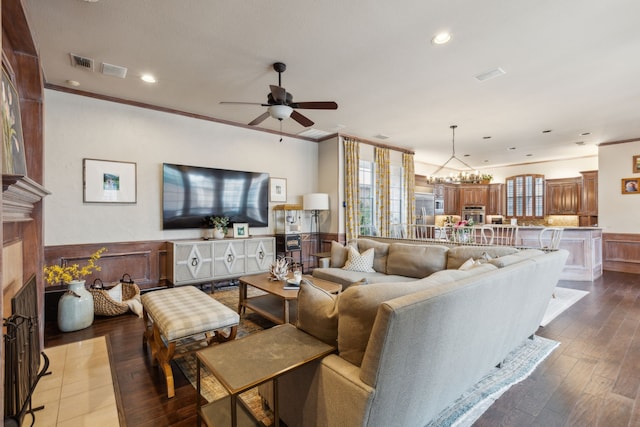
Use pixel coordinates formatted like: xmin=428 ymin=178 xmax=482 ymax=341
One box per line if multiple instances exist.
xmin=268 ymin=104 xmax=293 ymax=120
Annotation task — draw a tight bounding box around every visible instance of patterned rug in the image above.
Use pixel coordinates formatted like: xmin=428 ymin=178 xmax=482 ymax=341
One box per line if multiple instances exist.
xmin=176 ymin=285 xmax=560 ymax=426
xmin=540 ymin=286 xmax=589 ymax=327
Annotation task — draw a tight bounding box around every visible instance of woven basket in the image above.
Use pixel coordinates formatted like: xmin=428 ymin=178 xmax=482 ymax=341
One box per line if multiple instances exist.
xmin=90 ymin=275 xmax=141 ymax=317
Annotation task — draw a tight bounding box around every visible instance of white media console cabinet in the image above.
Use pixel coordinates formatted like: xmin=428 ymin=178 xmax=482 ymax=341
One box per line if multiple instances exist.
xmin=167 ymin=237 xmax=276 ymax=286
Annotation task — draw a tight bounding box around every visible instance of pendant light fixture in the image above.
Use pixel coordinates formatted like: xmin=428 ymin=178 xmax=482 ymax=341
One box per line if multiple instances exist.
xmin=432 ymin=125 xmax=475 ymax=176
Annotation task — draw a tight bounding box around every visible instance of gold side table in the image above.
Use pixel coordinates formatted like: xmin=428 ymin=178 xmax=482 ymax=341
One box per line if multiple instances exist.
xmin=196 ymin=323 xmax=335 ymax=427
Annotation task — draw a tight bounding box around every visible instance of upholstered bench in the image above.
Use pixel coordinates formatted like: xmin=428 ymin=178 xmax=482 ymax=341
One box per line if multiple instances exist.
xmin=141 ymin=286 xmax=239 ymax=398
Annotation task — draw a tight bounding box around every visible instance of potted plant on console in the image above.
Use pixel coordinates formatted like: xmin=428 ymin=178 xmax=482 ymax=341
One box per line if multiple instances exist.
xmin=43 ymin=247 xmax=106 ymax=332
xmin=205 ymin=216 xmax=229 ymax=240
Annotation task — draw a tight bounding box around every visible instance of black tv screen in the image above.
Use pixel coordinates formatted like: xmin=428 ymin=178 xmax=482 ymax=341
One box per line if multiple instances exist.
xmin=162 ymin=163 xmax=269 ymax=229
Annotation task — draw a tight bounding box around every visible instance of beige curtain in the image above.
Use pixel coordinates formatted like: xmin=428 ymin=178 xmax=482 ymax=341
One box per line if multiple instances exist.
xmin=344 ymin=138 xmax=360 ymax=241
xmin=375 ymin=147 xmax=390 ymax=237
xmin=403 ymin=152 xmax=416 ymax=238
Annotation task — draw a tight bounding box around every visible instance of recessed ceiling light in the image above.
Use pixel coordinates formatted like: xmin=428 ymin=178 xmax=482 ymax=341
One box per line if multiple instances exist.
xmin=474 ymin=68 xmax=506 ymax=82
xmin=431 ymin=32 xmax=451 ymax=45
xmin=580 ymin=132 xmax=591 ymax=136
xmin=483 ymin=160 xmax=489 ymax=163
xmin=373 ymin=133 xmax=390 ymax=140
xmin=463 ymin=154 xmax=470 ymax=157
xmin=140 ymin=74 xmax=157 ymax=83
xmin=542 ymin=129 xmax=552 ymax=133
xmin=526 ymin=154 xmax=533 ymax=157
xmin=65 ymin=79 xmax=80 ymax=87
xmin=508 ymin=147 xmax=517 ymax=150
xmin=483 ymin=136 xmax=492 ymax=139
xmin=575 ymin=141 xmax=585 ymax=146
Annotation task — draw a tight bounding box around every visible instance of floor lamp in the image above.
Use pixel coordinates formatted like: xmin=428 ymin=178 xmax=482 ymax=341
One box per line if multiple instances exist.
xmin=303 ymin=193 xmax=329 ymax=262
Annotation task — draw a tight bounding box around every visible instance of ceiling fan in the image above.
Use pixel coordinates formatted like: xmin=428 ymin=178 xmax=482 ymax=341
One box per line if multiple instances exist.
xmin=220 ymin=62 xmax=338 ymax=127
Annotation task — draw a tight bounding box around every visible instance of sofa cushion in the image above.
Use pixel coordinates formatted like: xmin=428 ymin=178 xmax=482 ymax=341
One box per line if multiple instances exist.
xmin=330 ymin=241 xmax=350 ymax=268
xmin=312 ymin=268 xmax=416 ymax=289
xmin=386 ymin=243 xmax=449 ymax=278
xmin=446 ymin=246 xmax=519 ymax=269
xmin=338 ymin=281 xmax=429 ymax=366
xmin=296 ymin=280 xmax=339 ymax=345
xmin=489 ymin=249 xmax=546 ymax=268
xmin=343 ymin=247 xmax=376 ymax=273
xmin=428 ymin=262 xmax=498 ymax=283
xmin=355 ymin=239 xmax=390 ymax=273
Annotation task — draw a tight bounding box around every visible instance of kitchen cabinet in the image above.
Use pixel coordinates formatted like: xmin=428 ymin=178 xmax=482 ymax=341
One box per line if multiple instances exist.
xmin=442 ymin=184 xmax=459 ymax=215
xmin=579 ymin=170 xmax=598 ymax=226
xmin=546 ymin=177 xmax=580 ymax=215
xmin=459 ymin=184 xmax=488 ymax=207
xmin=488 ymin=183 xmax=504 ymax=215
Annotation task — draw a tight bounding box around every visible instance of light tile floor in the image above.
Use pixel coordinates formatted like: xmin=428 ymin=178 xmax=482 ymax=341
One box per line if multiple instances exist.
xmin=21 ymin=336 xmax=120 ymax=427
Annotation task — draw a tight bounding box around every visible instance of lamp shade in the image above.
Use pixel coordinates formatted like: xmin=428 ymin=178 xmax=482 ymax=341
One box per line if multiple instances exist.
xmin=303 ymin=193 xmax=329 ymax=211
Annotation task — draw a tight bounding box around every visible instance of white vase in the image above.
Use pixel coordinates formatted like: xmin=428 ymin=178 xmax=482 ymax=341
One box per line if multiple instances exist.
xmin=213 ymin=228 xmax=225 ymax=239
xmin=58 ymin=280 xmax=94 ymax=332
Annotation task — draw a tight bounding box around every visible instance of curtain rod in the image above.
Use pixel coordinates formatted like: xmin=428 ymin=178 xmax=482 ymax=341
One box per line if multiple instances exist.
xmin=342 ymin=133 xmax=415 ymax=155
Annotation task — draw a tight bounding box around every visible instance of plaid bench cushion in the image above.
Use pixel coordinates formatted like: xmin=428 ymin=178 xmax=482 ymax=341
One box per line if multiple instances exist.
xmin=141 ymin=286 xmax=239 ymax=341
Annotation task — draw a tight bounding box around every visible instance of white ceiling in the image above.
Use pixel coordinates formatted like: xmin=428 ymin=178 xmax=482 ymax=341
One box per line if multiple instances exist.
xmin=23 ymin=0 xmax=640 ymax=171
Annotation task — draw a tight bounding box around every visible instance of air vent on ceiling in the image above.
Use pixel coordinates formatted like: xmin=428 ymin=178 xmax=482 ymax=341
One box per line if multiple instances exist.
xmin=474 ymin=67 xmax=506 ymax=82
xmin=69 ymin=53 xmax=95 ymax=71
xmin=297 ymin=128 xmax=331 ymax=139
xmin=101 ymin=62 xmax=128 ymax=79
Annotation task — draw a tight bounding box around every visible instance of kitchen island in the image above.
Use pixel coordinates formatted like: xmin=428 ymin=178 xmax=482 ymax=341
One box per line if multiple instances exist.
xmin=517 ymin=226 xmax=602 ymax=281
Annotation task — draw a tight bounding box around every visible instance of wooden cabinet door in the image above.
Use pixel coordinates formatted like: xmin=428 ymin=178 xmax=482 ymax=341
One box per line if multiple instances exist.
xmin=488 ymin=183 xmax=504 ymax=215
xmin=580 ymin=171 xmax=598 ymax=215
xmin=460 ymin=185 xmax=488 ymax=207
xmin=443 ymin=184 xmax=459 ymax=215
xmin=546 ymin=178 xmax=580 ymax=215
xmin=168 ymin=241 xmax=214 ymax=286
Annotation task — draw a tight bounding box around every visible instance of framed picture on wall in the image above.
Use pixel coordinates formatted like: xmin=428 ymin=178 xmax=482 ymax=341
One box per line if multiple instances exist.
xmin=633 ymin=155 xmax=640 ymax=173
xmin=270 ymin=177 xmax=287 ymax=202
xmin=1 ymin=67 xmax=27 ymax=176
xmin=83 ymin=158 xmax=137 ymax=203
xmin=233 ymin=223 xmax=249 ymax=238
xmin=621 ymin=177 xmax=639 ymax=194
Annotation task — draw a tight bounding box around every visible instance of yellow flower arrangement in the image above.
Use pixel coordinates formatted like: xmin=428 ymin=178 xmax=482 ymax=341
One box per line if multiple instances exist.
xmin=43 ymin=248 xmax=107 ymax=285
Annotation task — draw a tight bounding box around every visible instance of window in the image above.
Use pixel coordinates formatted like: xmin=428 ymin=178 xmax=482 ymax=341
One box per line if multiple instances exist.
xmin=359 ymin=160 xmax=376 ymax=236
xmin=505 ymin=174 xmax=544 ymax=219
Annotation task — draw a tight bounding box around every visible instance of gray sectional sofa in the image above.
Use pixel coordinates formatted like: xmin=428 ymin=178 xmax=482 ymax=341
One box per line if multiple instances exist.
xmin=263 ymin=238 xmax=569 ymax=427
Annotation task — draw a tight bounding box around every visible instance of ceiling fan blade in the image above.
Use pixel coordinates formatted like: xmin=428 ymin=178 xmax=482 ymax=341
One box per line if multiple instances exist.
xmin=270 ymin=85 xmax=287 ymax=103
xmin=290 ymin=101 xmax=338 ymax=110
xmin=290 ymin=110 xmax=314 ymax=127
xmin=220 ymin=101 xmax=269 ymax=106
xmin=248 ymin=111 xmax=270 ymax=126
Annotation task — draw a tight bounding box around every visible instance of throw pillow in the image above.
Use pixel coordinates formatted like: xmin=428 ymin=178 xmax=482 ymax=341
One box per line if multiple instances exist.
xmin=107 ymin=283 xmax=123 ymax=302
xmin=458 ymin=257 xmax=478 ymax=271
xmin=342 ymin=247 xmax=375 ymax=273
xmin=296 ymin=280 xmax=339 ymax=345
xmin=330 ymin=241 xmax=350 ymax=268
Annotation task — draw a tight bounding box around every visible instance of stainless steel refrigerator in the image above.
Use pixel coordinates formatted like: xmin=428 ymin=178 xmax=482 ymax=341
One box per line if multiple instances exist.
xmin=415 ymin=193 xmax=435 ymax=225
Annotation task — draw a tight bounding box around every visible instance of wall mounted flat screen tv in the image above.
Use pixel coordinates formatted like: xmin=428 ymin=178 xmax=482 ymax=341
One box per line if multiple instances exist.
xmin=162 ymin=163 xmax=269 ymax=229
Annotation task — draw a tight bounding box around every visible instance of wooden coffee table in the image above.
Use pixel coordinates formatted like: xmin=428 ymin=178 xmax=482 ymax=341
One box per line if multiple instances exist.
xmin=238 ymin=272 xmax=342 ymax=324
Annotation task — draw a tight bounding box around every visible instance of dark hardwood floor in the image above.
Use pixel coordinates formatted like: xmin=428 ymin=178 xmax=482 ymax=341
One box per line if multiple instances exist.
xmin=44 ymin=271 xmax=640 ymax=427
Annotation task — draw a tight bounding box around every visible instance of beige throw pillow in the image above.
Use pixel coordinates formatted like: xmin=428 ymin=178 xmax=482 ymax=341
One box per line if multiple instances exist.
xmin=330 ymin=241 xmax=350 ymax=268
xmin=342 ymin=247 xmax=375 ymax=273
xmin=296 ymin=280 xmax=339 ymax=345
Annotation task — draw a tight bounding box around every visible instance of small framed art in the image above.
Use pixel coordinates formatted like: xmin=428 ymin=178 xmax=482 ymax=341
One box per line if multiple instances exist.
xmin=233 ymin=223 xmax=249 ymax=238
xmin=621 ymin=178 xmax=639 ymax=194
xmin=83 ymin=158 xmax=137 ymax=203
xmin=2 ymin=67 xmax=27 ymax=175
xmin=270 ymin=177 xmax=287 ymax=202
xmin=633 ymin=155 xmax=640 ymax=173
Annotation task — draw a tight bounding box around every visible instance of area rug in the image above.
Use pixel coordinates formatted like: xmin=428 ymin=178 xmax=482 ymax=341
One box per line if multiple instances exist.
xmin=540 ymin=286 xmax=589 ymax=327
xmin=426 ymin=335 xmax=559 ymax=427
xmin=176 ymin=285 xmax=561 ymax=426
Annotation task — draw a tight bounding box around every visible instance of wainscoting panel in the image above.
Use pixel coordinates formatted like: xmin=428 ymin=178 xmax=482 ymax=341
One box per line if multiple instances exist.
xmin=44 ymin=241 xmax=168 ymax=290
xmin=603 ymin=232 xmax=640 ymax=274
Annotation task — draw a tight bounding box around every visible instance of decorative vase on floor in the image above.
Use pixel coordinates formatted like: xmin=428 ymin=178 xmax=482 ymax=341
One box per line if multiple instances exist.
xmin=58 ymin=280 xmax=94 ymax=332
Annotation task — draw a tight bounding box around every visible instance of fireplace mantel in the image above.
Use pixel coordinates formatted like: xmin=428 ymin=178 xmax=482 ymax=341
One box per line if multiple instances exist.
xmin=2 ymin=174 xmax=51 ymax=223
